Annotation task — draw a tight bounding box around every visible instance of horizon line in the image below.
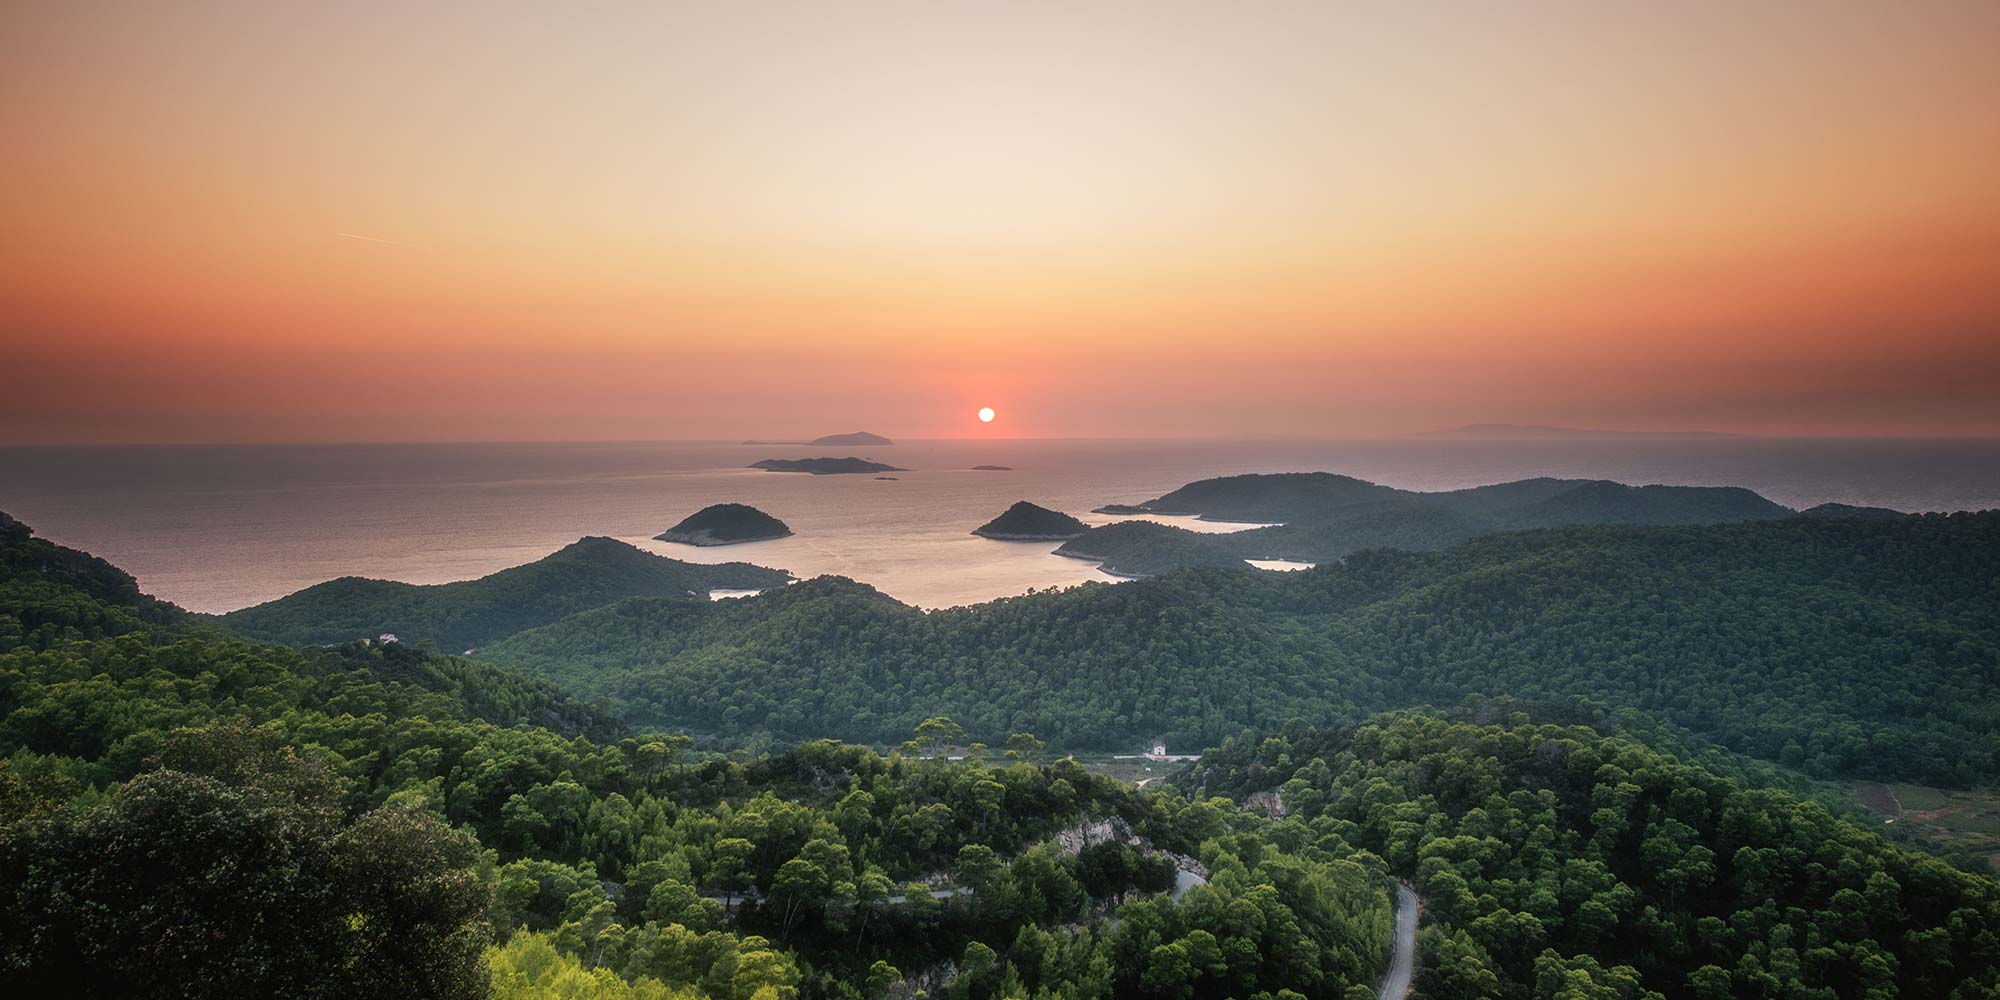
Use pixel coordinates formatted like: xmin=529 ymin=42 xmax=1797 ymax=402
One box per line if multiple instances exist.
xmin=8 ymin=429 xmax=2000 ymax=449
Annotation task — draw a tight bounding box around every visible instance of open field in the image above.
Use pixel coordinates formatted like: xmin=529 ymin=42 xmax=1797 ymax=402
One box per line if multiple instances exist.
xmin=1850 ymin=781 xmax=2000 ymax=871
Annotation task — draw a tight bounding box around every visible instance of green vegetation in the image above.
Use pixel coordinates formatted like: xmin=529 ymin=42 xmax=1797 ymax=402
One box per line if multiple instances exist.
xmin=484 ymin=512 xmax=2000 ymax=785
xmin=2 ymin=514 xmax=1394 ymax=999
xmin=7 ymin=495 xmax=2000 ymax=996
xmin=1850 ymin=780 xmax=2000 ymax=872
xmin=750 ymin=458 xmax=904 ymax=475
xmin=972 ymin=502 xmax=1090 ymax=540
xmin=1180 ymin=710 xmax=2000 ymax=998
xmin=1057 ymin=521 xmax=1252 ymax=576
xmin=1078 ymin=473 xmax=1800 ymax=571
xmin=658 ymin=504 xmax=795 ymax=546
xmin=216 ymin=536 xmax=789 ymax=651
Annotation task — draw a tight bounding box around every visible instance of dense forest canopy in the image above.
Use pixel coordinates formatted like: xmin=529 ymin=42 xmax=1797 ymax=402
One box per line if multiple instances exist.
xmin=3 ymin=512 xmax=2000 ymax=996
xmin=481 ymin=512 xmax=2000 ymax=785
xmin=216 ymin=536 xmax=790 ymax=651
xmin=2 ymin=517 xmax=1395 ymax=997
xmin=1179 ymin=711 xmax=2000 ymax=998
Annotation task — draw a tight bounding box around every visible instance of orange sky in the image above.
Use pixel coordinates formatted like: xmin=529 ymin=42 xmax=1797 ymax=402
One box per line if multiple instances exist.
xmin=3 ymin=1 xmax=1997 ymax=443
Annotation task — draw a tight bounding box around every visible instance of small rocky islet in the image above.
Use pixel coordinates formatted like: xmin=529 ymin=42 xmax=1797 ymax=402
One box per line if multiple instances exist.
xmin=655 ymin=503 xmax=793 ymax=546
xmin=972 ymin=501 xmax=1090 ymax=540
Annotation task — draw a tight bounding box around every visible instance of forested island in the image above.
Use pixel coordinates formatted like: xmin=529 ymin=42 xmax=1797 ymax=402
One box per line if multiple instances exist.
xmin=657 ymin=503 xmax=794 ymax=546
xmin=971 ymin=502 xmax=1089 ymax=540
xmin=8 ymin=508 xmax=2000 ymax=998
xmin=216 ymin=536 xmax=790 ymax=651
xmin=751 ymin=457 xmax=905 ymax=475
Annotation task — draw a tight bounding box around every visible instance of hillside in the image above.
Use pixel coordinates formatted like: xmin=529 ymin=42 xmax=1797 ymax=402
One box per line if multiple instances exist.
xmin=483 ymin=512 xmax=2000 ymax=784
xmin=971 ymin=501 xmax=1089 ymax=540
xmin=1180 ymin=710 xmax=2000 ymax=997
xmin=656 ymin=503 xmax=793 ymax=545
xmin=1490 ymin=479 xmax=1792 ymax=527
xmin=0 ymin=521 xmax=1394 ymax=998
xmin=1055 ymin=520 xmax=1246 ymax=575
xmin=216 ymin=536 xmax=789 ymax=650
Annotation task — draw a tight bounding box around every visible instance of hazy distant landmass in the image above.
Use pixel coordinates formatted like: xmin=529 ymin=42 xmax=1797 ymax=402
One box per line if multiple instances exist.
xmin=740 ymin=431 xmax=895 ymax=446
xmin=749 ymin=456 xmax=904 ymax=475
xmin=970 ymin=464 xmax=1013 ymax=471
xmin=810 ymin=431 xmax=893 ymax=446
xmin=215 ymin=536 xmax=789 ymax=650
xmin=654 ymin=503 xmax=792 ymax=546
xmin=1412 ymin=422 xmax=1744 ymax=439
xmin=971 ymin=501 xmax=1088 ymax=540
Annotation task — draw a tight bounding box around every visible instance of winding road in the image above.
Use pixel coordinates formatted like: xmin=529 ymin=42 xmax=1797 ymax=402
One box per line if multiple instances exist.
xmin=1377 ymin=883 xmax=1418 ymax=1000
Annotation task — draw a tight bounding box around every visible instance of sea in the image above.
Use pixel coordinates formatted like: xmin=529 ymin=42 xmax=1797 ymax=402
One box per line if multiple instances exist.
xmin=3 ymin=436 xmax=1996 ymax=615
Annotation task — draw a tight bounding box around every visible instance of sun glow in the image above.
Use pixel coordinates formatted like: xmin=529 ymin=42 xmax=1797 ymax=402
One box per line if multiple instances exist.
xmin=978 ymin=407 xmax=996 ymax=423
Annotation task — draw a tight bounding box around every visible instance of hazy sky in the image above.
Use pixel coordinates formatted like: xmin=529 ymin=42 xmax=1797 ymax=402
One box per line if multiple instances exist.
xmin=4 ymin=1 xmax=1997 ymax=443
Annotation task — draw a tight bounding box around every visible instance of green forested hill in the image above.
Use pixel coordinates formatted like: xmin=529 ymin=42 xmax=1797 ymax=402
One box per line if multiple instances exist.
xmin=1181 ymin=710 xmax=2000 ymax=998
xmin=485 ymin=513 xmax=2000 ymax=784
xmin=216 ymin=536 xmax=790 ymax=651
xmin=10 ymin=513 xmax=2000 ymax=998
xmin=1 ymin=517 xmax=1396 ymax=999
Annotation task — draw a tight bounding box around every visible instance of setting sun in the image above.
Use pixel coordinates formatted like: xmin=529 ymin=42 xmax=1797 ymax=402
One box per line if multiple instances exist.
xmin=978 ymin=407 xmax=996 ymax=423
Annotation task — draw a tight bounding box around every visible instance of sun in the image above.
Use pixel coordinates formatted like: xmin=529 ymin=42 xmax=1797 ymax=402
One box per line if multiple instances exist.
xmin=977 ymin=406 xmax=996 ymax=423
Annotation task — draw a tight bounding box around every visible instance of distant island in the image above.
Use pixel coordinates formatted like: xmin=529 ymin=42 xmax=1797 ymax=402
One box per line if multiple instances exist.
xmin=809 ymin=431 xmax=893 ymax=446
xmin=970 ymin=465 xmax=1013 ymax=471
xmin=739 ymin=431 xmax=895 ymax=446
xmin=972 ymin=501 xmax=1090 ymax=540
xmin=750 ymin=457 xmax=905 ymax=475
xmin=655 ymin=503 xmax=792 ymax=546
xmin=874 ymin=476 xmax=898 ymax=481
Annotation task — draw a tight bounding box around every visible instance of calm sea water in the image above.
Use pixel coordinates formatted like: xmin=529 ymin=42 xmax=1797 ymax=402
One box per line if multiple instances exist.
xmin=3 ymin=437 xmax=1996 ymax=614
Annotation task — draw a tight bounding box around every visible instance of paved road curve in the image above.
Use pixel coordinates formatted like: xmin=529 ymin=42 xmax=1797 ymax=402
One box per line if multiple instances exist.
xmin=1377 ymin=883 xmax=1419 ymax=1000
